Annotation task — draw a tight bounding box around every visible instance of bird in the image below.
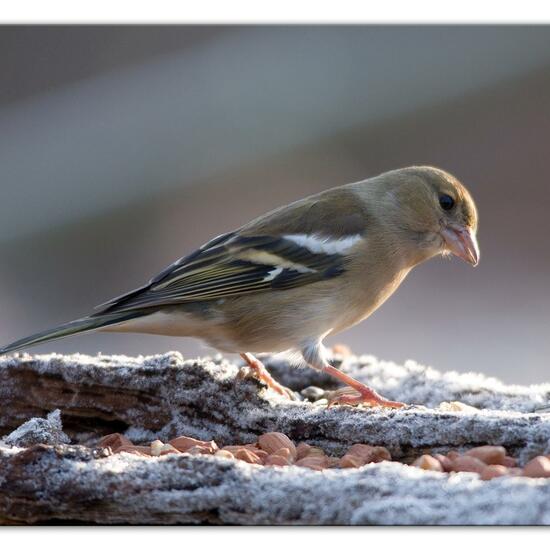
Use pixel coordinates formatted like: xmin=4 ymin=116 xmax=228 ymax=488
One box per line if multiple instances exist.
xmin=0 ymin=166 xmax=479 ymax=408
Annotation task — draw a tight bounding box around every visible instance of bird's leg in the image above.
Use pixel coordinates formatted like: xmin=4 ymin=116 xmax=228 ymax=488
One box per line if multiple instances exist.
xmin=301 ymin=340 xmax=405 ymax=409
xmin=239 ymin=352 xmax=297 ymax=400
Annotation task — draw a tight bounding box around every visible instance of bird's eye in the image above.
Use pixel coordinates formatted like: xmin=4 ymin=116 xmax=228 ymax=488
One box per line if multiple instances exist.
xmin=439 ymin=194 xmax=455 ymax=211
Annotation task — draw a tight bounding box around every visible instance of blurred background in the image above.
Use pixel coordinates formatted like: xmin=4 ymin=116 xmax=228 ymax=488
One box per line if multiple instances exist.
xmin=0 ymin=25 xmax=549 ymax=383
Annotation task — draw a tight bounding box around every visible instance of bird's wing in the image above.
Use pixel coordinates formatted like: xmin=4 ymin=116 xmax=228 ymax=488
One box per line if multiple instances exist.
xmin=95 ymin=188 xmax=368 ymax=314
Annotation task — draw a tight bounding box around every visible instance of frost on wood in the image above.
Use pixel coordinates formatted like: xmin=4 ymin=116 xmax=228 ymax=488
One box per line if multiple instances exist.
xmin=2 ymin=409 xmax=69 ymax=447
xmin=1 ymin=351 xmax=550 ymax=525
xmin=2 ymin=444 xmax=550 ymax=526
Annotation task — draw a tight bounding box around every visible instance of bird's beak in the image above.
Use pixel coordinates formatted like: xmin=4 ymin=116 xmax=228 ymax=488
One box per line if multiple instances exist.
xmin=440 ymin=224 xmax=479 ymax=266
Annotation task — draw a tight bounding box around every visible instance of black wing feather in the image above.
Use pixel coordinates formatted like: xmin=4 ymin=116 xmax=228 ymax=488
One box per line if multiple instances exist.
xmin=95 ymin=232 xmax=352 ymax=315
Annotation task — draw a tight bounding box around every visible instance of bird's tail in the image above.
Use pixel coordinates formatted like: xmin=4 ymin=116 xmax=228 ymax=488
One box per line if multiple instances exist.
xmin=0 ymin=310 xmax=146 ymax=355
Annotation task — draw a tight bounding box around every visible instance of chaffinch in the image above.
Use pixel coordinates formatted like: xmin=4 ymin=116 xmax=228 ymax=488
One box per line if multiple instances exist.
xmin=0 ymin=166 xmax=479 ymax=407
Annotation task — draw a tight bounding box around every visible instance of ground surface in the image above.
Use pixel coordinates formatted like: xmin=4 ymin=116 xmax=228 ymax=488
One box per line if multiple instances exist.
xmin=1 ymin=351 xmax=550 ymax=525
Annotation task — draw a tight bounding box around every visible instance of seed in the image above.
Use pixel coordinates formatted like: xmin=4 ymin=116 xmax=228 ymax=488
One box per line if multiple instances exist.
xmin=339 ymin=454 xmax=365 ymax=468
xmin=480 ymin=465 xmax=510 ymax=480
xmin=169 ymin=436 xmax=218 ymax=454
xmin=508 ymin=468 xmax=523 ymax=476
xmin=450 ymin=455 xmax=486 ymax=474
xmin=306 ymin=447 xmax=326 ymax=458
xmin=186 ymin=445 xmax=210 ymax=455
xmin=116 ymin=444 xmax=151 ymax=456
xmin=501 ymin=456 xmax=517 ymax=468
xmin=150 ymin=440 xmax=164 ymax=457
xmin=221 ymin=445 xmax=247 ymax=454
xmin=271 ymin=447 xmax=292 ymax=461
xmin=214 ymin=450 xmax=234 ymax=459
xmin=264 ymin=454 xmax=291 ymax=467
xmin=522 ymin=456 xmax=550 ymax=478
xmin=433 ymin=454 xmax=453 ymax=472
xmin=235 ymin=448 xmax=263 ymax=465
xmin=159 ymin=443 xmax=180 ymax=456
xmin=296 ymin=442 xmax=312 ymax=460
xmin=412 ymin=455 xmax=443 ymax=471
xmin=465 ymin=445 xmax=507 ymax=465
xmin=295 ymin=456 xmax=328 ymax=470
xmin=98 ymin=433 xmax=133 ymax=451
xmin=253 ymin=450 xmax=268 ymax=462
xmin=221 ymin=445 xmax=265 ymax=461
xmin=346 ymin=444 xmax=391 ymax=463
xmin=258 ymin=432 xmax=297 ymax=460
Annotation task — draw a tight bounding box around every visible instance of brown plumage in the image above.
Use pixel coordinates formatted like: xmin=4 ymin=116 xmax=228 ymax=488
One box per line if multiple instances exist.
xmin=0 ymin=166 xmax=479 ymax=407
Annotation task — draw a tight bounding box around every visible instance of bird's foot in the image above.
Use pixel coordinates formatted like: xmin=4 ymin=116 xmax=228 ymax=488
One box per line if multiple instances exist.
xmin=239 ymin=353 xmax=298 ymax=400
xmin=327 ymin=386 xmax=405 ymax=408
xmin=320 ymin=364 xmax=404 ymax=408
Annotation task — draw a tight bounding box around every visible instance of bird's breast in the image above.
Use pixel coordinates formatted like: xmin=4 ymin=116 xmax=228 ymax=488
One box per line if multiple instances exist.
xmin=330 ymin=265 xmax=411 ymax=335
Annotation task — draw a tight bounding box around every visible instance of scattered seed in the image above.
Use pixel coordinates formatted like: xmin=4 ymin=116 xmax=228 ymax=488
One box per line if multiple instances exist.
xmin=221 ymin=445 xmax=249 ymax=454
xmin=264 ymin=454 xmax=291 ymax=467
xmin=480 ymin=465 xmax=509 ymax=480
xmin=306 ymin=447 xmax=326 ymax=458
xmin=98 ymin=433 xmax=132 ymax=451
xmin=465 ymin=445 xmax=507 ymax=465
xmin=346 ymin=444 xmax=391 ymax=463
xmin=214 ymin=450 xmax=234 ymax=459
xmin=271 ymin=447 xmax=293 ymax=462
xmin=159 ymin=443 xmax=180 ymax=456
xmin=235 ymin=448 xmax=263 ymax=465
xmin=296 ymin=442 xmax=312 ymax=460
xmin=412 ymin=455 xmax=444 ymax=472
xmin=95 ymin=432 xmax=542 ymax=481
xmin=501 ymin=456 xmax=517 ymax=468
xmin=295 ymin=456 xmax=328 ymax=470
xmin=253 ymin=449 xmax=268 ymax=461
xmin=450 ymin=455 xmax=486 ymax=474
xmin=339 ymin=454 xmax=364 ymax=468
xmin=258 ymin=432 xmax=297 ymax=460
xmin=150 ymin=440 xmax=164 ymax=457
xmin=433 ymin=454 xmax=453 ymax=472
xmin=522 ymin=456 xmax=550 ymax=478
xmin=116 ymin=445 xmax=151 ymax=456
xmin=169 ymin=436 xmax=218 ymax=454
xmin=185 ymin=445 xmax=208 ymax=455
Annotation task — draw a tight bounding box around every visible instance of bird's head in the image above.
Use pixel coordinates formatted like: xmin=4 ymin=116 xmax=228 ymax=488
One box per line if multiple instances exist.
xmin=375 ymin=166 xmax=479 ymax=266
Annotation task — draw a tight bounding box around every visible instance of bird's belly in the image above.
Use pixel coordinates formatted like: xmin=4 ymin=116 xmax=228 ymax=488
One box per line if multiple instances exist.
xmin=102 ymin=307 xmax=287 ymax=354
xmin=218 ymin=292 xmax=340 ymax=353
xmin=102 ymin=310 xmax=202 ymax=337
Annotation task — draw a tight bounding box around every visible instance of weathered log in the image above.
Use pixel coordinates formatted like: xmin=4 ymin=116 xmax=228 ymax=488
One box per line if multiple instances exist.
xmin=1 ymin=352 xmax=550 ymax=524
xmin=2 ymin=442 xmax=550 ymax=525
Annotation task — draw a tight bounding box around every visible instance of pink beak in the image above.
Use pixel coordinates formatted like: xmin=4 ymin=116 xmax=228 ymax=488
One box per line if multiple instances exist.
xmin=440 ymin=225 xmax=479 ymax=266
